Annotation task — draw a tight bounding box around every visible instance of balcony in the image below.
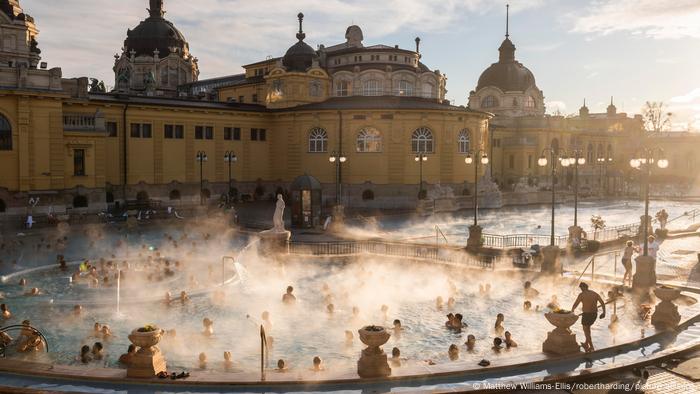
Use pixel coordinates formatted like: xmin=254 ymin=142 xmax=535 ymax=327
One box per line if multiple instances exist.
xmin=63 ymin=110 xmax=105 ymax=132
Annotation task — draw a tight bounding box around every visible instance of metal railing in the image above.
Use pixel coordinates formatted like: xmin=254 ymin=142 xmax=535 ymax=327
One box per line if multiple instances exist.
xmin=482 ymin=233 xmax=568 ymax=249
xmin=288 ymin=240 xmax=495 ymax=270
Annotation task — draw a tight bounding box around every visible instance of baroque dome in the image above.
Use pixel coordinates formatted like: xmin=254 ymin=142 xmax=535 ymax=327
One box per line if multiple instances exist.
xmin=282 ymin=13 xmax=318 ymax=72
xmin=123 ymin=0 xmax=189 ymax=58
xmin=476 ymin=37 xmax=538 ymax=93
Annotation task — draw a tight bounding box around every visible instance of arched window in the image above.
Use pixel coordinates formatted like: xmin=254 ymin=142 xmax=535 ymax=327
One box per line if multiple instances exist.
xmin=136 ymin=191 xmax=149 ymax=202
xmin=397 ymin=80 xmax=414 ymax=96
xmin=0 ymin=198 xmax=5 ymax=213
xmin=422 ymin=82 xmax=435 ymax=98
xmin=362 ymin=189 xmax=375 ymax=201
xmin=587 ymin=143 xmax=594 ymax=163
xmin=169 ymin=189 xmax=181 ymax=200
xmin=481 ymin=95 xmax=499 ymax=108
xmin=363 ymin=79 xmax=382 ymax=96
xmin=597 ymin=143 xmax=604 ymax=159
xmin=458 ymin=129 xmax=470 ymax=154
xmin=308 ymin=128 xmax=328 ymax=153
xmin=525 ymin=96 xmax=536 ymax=108
xmin=0 ymin=114 xmax=11 ymax=150
xmin=356 ymin=127 xmax=382 ymax=152
xmin=412 ymin=127 xmax=434 ymax=153
xmin=73 ymin=195 xmax=88 ymax=208
xmin=335 ymin=80 xmax=350 ymax=97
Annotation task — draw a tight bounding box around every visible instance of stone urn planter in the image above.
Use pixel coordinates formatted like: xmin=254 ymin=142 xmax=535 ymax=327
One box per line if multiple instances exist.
xmin=127 ymin=326 xmax=167 ymax=378
xmin=652 ymin=286 xmax=681 ymax=329
xmin=542 ymin=311 xmax=581 ymax=355
xmin=357 ymin=325 xmax=391 ymax=378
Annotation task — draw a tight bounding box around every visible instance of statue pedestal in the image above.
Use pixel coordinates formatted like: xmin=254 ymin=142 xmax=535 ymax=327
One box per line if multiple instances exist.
xmin=633 ymin=255 xmax=656 ymax=290
xmin=651 ymin=287 xmax=681 ymax=329
xmin=126 ymin=329 xmax=167 ymax=378
xmin=259 ymin=230 xmax=291 ymax=256
xmin=540 ymin=245 xmax=561 ymax=275
xmin=466 ymin=224 xmax=483 ymax=250
xmin=542 ymin=313 xmax=581 ymax=355
xmin=568 ymin=226 xmax=583 ymax=247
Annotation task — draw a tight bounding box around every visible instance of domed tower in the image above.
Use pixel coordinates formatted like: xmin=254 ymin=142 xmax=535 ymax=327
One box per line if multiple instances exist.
xmin=0 ymin=0 xmax=41 ymax=68
xmin=265 ymin=13 xmax=330 ymax=109
xmin=113 ymin=0 xmax=199 ymax=96
xmin=468 ymin=5 xmax=545 ymax=118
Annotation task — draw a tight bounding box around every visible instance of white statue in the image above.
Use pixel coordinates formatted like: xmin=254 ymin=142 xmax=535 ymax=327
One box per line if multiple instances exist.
xmin=272 ymin=194 xmax=285 ymax=231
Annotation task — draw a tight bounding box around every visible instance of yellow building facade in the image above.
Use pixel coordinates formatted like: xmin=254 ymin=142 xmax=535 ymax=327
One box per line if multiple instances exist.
xmin=0 ymin=1 xmax=489 ymax=216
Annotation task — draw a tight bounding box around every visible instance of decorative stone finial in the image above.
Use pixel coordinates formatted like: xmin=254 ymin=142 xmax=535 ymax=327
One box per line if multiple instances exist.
xmin=148 ymin=0 xmax=164 ymax=18
xmin=296 ymin=12 xmax=306 ymax=41
xmin=506 ymin=4 xmax=510 ymax=38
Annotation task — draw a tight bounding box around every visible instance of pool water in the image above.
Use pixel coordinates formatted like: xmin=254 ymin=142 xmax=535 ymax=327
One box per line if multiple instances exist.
xmin=348 ymin=200 xmax=700 ymax=243
xmin=0 ymin=248 xmax=678 ymax=375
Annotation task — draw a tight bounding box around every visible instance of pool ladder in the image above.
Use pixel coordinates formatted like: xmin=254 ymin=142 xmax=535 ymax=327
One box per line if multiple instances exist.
xmin=0 ymin=324 xmax=49 ymax=358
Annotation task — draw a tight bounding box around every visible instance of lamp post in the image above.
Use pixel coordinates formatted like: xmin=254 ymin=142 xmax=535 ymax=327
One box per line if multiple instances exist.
xmin=464 ymin=150 xmax=489 ymax=226
xmin=629 ymin=148 xmax=668 ymax=289
xmin=465 ymin=150 xmax=489 ymax=250
xmin=196 ymin=151 xmax=207 ymax=206
xmin=537 ymin=147 xmax=566 ymax=274
xmin=224 ymin=151 xmax=237 ymax=206
xmin=597 ymin=156 xmax=613 ymax=196
xmin=560 ymin=150 xmax=586 ymax=228
xmin=329 ymin=151 xmax=347 ymax=205
xmin=414 ymin=153 xmax=428 ymax=199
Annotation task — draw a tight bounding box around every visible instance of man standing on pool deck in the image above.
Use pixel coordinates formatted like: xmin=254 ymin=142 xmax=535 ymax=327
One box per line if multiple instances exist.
xmin=571 ymin=282 xmax=606 ymax=353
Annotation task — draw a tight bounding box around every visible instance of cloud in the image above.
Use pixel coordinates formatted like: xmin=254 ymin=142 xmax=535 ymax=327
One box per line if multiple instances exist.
xmin=670 ymin=88 xmax=700 ymax=104
xmin=23 ymin=0 xmax=547 ymax=84
xmin=545 ymin=100 xmax=567 ymax=114
xmin=571 ymin=0 xmax=700 ymax=39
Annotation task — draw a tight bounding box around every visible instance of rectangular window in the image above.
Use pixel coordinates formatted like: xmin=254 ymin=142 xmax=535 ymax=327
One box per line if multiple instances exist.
xmin=141 ymin=124 xmax=152 ymax=138
xmin=259 ymin=128 xmax=266 ymax=141
xmin=238 ymin=96 xmax=244 ymax=103
xmin=252 ymin=94 xmax=258 ymax=103
xmin=205 ymin=126 xmax=213 ymax=140
xmin=195 ymin=126 xmax=203 ymax=140
xmin=224 ymin=127 xmax=242 ymax=141
xmin=106 ymin=122 xmax=117 ymax=137
xmin=73 ymin=149 xmax=85 ymax=176
xmin=164 ymin=124 xmax=184 ymax=139
xmin=528 ymin=155 xmax=532 ymax=169
xmin=131 ymin=123 xmax=152 ymax=138
xmin=251 ymin=128 xmax=258 ymax=141
xmin=130 ymin=123 xmax=140 ymax=138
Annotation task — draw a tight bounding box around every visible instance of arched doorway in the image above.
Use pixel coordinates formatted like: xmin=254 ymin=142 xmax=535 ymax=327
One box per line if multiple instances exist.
xmin=0 ymin=198 xmax=6 ymax=213
xmin=136 ymin=191 xmax=149 ymax=202
xmin=290 ymin=174 xmax=322 ymax=229
xmin=169 ymin=189 xmax=181 ymax=200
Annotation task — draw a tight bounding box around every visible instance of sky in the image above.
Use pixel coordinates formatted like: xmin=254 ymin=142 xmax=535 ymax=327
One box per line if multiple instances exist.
xmin=22 ymin=0 xmax=700 ymax=130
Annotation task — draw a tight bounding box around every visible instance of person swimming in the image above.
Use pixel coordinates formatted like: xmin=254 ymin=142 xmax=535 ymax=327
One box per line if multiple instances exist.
xmin=118 ymin=345 xmax=136 ymax=366
xmin=492 ymin=337 xmax=503 ymax=353
xmin=523 ymin=300 xmax=532 ymax=311
xmin=451 ymin=313 xmax=467 ymax=330
xmin=312 ymin=356 xmax=324 ymax=371
xmin=448 ymin=344 xmax=459 ymax=360
xmin=198 ymin=352 xmax=207 ymax=369
xmin=180 ymin=291 xmax=190 ymax=304
xmin=24 ymin=287 xmax=40 ymax=296
xmin=494 ymin=313 xmax=505 ymax=336
xmin=282 ymin=286 xmax=296 ymax=304
xmin=465 ymin=334 xmax=476 ymax=352
xmin=504 ymin=331 xmax=518 ymax=348
xmin=73 ymin=305 xmax=83 ymax=317
xmin=326 ymin=303 xmax=335 ymax=314
xmin=100 ymin=325 xmax=113 ymax=339
xmin=18 ymin=278 xmax=27 ymax=286
xmin=91 ymin=342 xmax=104 ymax=360
xmin=18 ymin=332 xmax=44 ymax=353
xmin=436 ymin=296 xmax=444 ymax=310
xmin=391 ymin=347 xmax=402 ymax=367
xmin=93 ymin=322 xmax=101 ymax=337
xmin=447 ymin=297 xmax=455 ymax=309
xmin=276 ymin=359 xmax=288 ymax=372
xmin=163 ymin=292 xmax=172 ymax=306
xmin=223 ymin=351 xmax=233 ymax=371
xmin=345 ymin=330 xmax=354 ymax=345
xmin=547 ymin=295 xmax=560 ymax=310
xmin=445 ymin=313 xmax=455 ymax=328
xmin=202 ymin=318 xmax=214 ymax=336
xmin=79 ymin=345 xmax=92 ymax=364
xmin=0 ymin=303 xmax=10 ymax=319
xmin=523 ymin=281 xmax=539 ymax=299
xmin=393 ymin=319 xmax=402 ymax=336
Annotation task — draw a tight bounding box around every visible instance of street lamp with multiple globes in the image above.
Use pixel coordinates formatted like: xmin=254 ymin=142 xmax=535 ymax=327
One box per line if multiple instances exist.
xmin=464 ymin=150 xmax=489 ymax=227
xmin=414 ymin=153 xmax=428 ymax=199
xmin=537 ymin=147 xmax=567 ymax=274
xmin=224 ymin=151 xmax=237 ymax=205
xmin=329 ymin=151 xmax=347 ymax=205
xmin=597 ymin=155 xmax=613 ymax=196
xmin=560 ymin=150 xmax=586 ymax=228
xmin=195 ymin=151 xmax=208 ymax=206
xmin=629 ymin=147 xmax=668 ymax=289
